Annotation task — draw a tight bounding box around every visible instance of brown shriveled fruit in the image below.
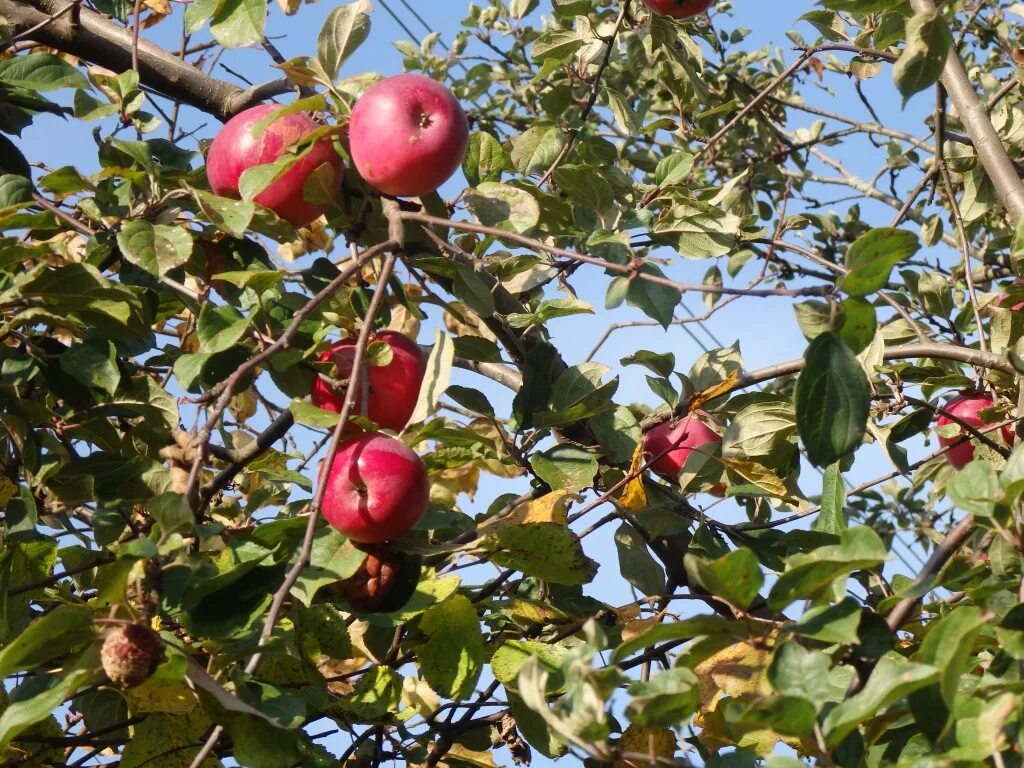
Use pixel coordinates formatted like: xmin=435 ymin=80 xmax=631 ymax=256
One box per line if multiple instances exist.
xmin=100 ymin=623 xmax=165 ymax=688
xmin=334 ymin=545 xmax=422 ymax=613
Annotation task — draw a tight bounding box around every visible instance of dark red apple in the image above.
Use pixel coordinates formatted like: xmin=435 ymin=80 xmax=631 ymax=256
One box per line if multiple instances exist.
xmin=347 ymin=74 xmax=469 ymax=198
xmin=642 ymin=0 xmax=714 ymax=18
xmin=937 ymin=393 xmax=1014 ymax=469
xmin=206 ymin=104 xmax=344 ymax=228
xmin=321 ymin=434 xmax=429 ymax=544
xmin=310 ymin=331 xmax=427 ymax=431
xmin=643 ymin=411 xmax=722 ymax=479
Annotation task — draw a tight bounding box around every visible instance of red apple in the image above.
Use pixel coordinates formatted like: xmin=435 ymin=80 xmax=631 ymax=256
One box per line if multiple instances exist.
xmin=310 ymin=331 xmax=427 ymax=431
xmin=348 ymin=74 xmax=469 ymax=198
xmin=643 ymin=411 xmax=722 ymax=479
xmin=321 ymin=434 xmax=429 ymax=544
xmin=642 ymin=0 xmax=714 ymax=18
xmin=1000 ymin=279 xmax=1024 ymax=311
xmin=937 ymin=393 xmax=1014 ymax=469
xmin=206 ymin=104 xmax=344 ymax=228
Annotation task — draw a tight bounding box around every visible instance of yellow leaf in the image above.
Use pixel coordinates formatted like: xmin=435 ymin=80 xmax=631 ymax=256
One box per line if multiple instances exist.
xmin=505 ymin=597 xmax=569 ymax=625
xmin=688 ymin=369 xmax=739 ymax=412
xmin=619 ymin=443 xmax=648 ymax=511
xmin=439 ymin=744 xmax=498 ymax=768
xmin=485 ymin=490 xmax=574 ymax=529
xmin=401 ymin=676 xmax=440 ymax=718
xmin=693 ymin=640 xmax=774 ymax=702
xmin=275 ymin=0 xmax=302 ymax=13
xmin=143 ymin=0 xmax=171 ymax=13
xmin=718 ymin=457 xmax=788 ymax=498
xmin=0 ymin=477 xmax=16 ymax=509
xmin=621 ymin=615 xmax=663 ymax=644
xmin=617 ymin=724 xmax=676 ymax=768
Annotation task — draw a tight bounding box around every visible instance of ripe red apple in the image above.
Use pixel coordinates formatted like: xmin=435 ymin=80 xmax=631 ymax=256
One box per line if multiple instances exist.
xmin=642 ymin=0 xmax=714 ymax=18
xmin=643 ymin=411 xmax=722 ymax=479
xmin=206 ymin=104 xmax=344 ymax=228
xmin=937 ymin=393 xmax=1014 ymax=469
xmin=321 ymin=434 xmax=429 ymax=544
xmin=347 ymin=74 xmax=469 ymax=198
xmin=310 ymin=331 xmax=427 ymax=431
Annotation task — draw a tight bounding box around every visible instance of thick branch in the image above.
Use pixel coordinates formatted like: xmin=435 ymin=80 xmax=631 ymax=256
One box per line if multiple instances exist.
xmin=908 ymin=0 xmax=1024 ymax=221
xmin=0 ymin=0 xmax=289 ymax=121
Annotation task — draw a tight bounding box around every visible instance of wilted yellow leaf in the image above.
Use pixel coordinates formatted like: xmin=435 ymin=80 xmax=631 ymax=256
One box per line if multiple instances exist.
xmin=276 ymin=0 xmax=302 ymax=14
xmin=439 ymin=744 xmax=498 ymax=768
xmin=616 ymin=723 xmax=676 ymax=768
xmin=487 ymin=490 xmax=574 ymax=528
xmin=401 ymin=676 xmax=440 ymax=718
xmin=693 ymin=639 xmax=774 ymax=701
xmin=620 ymin=442 xmax=649 ymax=511
xmin=143 ymin=0 xmax=171 ymax=13
xmin=688 ymin=369 xmax=739 ymax=412
xmin=718 ymin=457 xmax=788 ymax=498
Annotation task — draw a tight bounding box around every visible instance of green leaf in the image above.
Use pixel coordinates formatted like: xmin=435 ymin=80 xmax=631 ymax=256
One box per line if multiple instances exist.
xmin=947 ymin=459 xmax=999 ymax=517
xmin=839 ymin=228 xmax=920 ymax=297
xmin=893 ymin=10 xmax=952 ymax=103
xmin=612 ymin=615 xmax=740 ymax=663
xmin=465 ymin=182 xmax=541 ymax=235
xmin=453 ymin=265 xmax=496 ymax=318
xmin=768 ymin=527 xmax=887 ymax=610
xmin=120 ymin=709 xmax=218 ymax=768
xmin=116 ymin=221 xmax=194 ymax=278
xmin=0 ymin=605 xmax=92 ymax=681
xmin=0 ymin=669 xmax=92 ymax=749
xmin=60 ymin=340 xmax=120 ymax=396
xmin=687 ymin=548 xmax=763 ymax=610
xmin=654 ymin=152 xmax=694 ymax=187
xmin=0 ymin=174 xmax=34 ymax=211
xmin=510 ymin=125 xmax=566 ymax=176
xmin=506 ymin=298 xmax=594 ymax=328
xmin=191 ymin=190 xmax=255 ymax=239
xmin=418 ymin=594 xmax=485 ymax=700
xmin=814 ymin=462 xmax=848 ymax=534
xmin=627 ymin=265 xmax=681 ymax=328
xmin=795 ymin=333 xmax=870 ymax=466
xmin=196 ymin=303 xmax=248 ymax=355
xmin=626 ymin=668 xmax=701 ymax=728
xmin=530 ymin=30 xmax=583 ymax=64
xmin=462 ymin=132 xmax=508 ymax=187
xmin=291 ymin=528 xmax=365 ymax=607
xmin=614 ymin=523 xmax=665 ymax=597
xmin=918 ymin=605 xmax=987 ymax=706
xmin=0 ymin=53 xmax=89 ymax=91
xmin=789 ymin=598 xmax=862 ymax=644
xmin=838 ymin=297 xmax=876 ymax=354
xmin=476 ymin=524 xmax=598 ymax=586
xmin=823 ymin=653 xmax=939 ymax=747
xmin=336 ymin=666 xmax=402 ymax=719
xmin=317 ymin=0 xmax=371 ymax=81
xmin=769 ymin=642 xmax=836 ymax=708
xmin=210 ymin=0 xmax=266 ymax=48
xmin=531 ymin=444 xmax=599 ymax=493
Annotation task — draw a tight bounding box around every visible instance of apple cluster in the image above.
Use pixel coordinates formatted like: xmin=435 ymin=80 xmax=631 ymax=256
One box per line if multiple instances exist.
xmin=205 ymin=73 xmax=469 ymax=228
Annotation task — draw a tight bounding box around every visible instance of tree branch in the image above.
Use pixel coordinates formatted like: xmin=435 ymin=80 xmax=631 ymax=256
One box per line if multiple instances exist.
xmin=908 ymin=0 xmax=1024 ymax=221
xmin=0 ymin=0 xmax=292 ymax=121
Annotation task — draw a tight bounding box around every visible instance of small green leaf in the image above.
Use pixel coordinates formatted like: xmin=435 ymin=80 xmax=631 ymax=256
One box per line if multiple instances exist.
xmin=465 ymin=182 xmax=541 ymax=235
xmin=317 ymin=0 xmax=371 ymax=81
xmin=839 ymin=228 xmax=920 ymax=297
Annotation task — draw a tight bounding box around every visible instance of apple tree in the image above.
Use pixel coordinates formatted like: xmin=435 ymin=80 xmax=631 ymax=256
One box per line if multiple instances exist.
xmin=2 ymin=0 xmax=1024 ymax=767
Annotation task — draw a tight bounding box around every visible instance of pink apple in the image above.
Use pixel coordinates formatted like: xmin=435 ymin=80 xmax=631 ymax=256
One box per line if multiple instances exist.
xmin=347 ymin=74 xmax=469 ymax=198
xmin=937 ymin=393 xmax=1014 ymax=469
xmin=310 ymin=331 xmax=427 ymax=432
xmin=321 ymin=434 xmax=429 ymax=544
xmin=643 ymin=411 xmax=722 ymax=479
xmin=206 ymin=104 xmax=343 ymax=228
xmin=642 ymin=0 xmax=714 ymax=18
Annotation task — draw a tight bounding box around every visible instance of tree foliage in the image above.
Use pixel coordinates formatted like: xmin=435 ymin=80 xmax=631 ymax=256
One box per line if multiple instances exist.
xmin=1 ymin=0 xmax=1024 ymax=767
